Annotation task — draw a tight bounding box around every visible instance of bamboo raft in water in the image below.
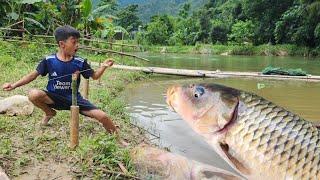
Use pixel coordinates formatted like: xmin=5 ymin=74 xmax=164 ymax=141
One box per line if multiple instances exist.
xmin=111 ymin=65 xmax=320 ymax=82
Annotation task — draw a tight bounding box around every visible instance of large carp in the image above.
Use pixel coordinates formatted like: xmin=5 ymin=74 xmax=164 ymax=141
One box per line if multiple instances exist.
xmin=166 ymin=83 xmax=320 ymax=180
xmin=131 ymin=145 xmax=242 ymax=179
xmin=0 ymin=166 xmax=9 ymax=180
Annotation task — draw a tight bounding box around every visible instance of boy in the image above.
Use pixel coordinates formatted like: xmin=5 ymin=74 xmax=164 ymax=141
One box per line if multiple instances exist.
xmin=2 ymin=25 xmax=117 ymax=134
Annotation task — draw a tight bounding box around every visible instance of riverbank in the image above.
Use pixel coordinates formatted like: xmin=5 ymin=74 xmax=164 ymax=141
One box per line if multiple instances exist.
xmin=144 ymin=44 xmax=320 ymax=57
xmin=0 ymin=41 xmax=149 ymax=179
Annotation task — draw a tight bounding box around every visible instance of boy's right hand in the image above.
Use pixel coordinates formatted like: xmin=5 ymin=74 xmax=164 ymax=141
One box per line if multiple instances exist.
xmin=2 ymin=83 xmax=15 ymax=91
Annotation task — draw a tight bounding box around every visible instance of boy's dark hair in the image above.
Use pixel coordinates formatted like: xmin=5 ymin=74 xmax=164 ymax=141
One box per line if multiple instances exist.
xmin=54 ymin=25 xmax=80 ymax=45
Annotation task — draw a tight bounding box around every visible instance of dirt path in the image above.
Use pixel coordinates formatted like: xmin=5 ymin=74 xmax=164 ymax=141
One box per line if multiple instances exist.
xmin=13 ymin=160 xmax=72 ymax=180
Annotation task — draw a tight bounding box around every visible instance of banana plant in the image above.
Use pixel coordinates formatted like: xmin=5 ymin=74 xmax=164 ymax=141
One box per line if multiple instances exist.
xmin=2 ymin=0 xmax=45 ymax=31
xmin=98 ymin=21 xmax=129 ymax=42
xmin=78 ymin=0 xmax=116 ymax=37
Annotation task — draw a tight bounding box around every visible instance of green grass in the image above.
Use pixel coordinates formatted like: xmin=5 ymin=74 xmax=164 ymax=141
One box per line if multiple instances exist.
xmin=0 ymin=41 xmax=148 ymax=179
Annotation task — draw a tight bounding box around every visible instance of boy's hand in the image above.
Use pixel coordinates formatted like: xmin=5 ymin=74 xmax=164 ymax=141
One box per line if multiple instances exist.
xmin=103 ymin=59 xmax=114 ymax=67
xmin=2 ymin=83 xmax=15 ymax=91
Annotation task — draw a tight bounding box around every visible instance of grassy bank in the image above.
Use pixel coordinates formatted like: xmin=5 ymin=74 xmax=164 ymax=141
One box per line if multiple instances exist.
xmin=144 ymin=44 xmax=320 ymax=57
xmin=0 ymin=41 xmax=149 ymax=179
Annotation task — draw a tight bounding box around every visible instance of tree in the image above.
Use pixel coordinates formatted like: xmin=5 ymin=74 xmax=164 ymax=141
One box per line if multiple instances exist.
xmin=315 ymin=23 xmax=320 ymax=48
xmin=210 ymin=20 xmax=229 ymax=44
xmin=97 ymin=0 xmax=117 ymax=11
xmin=57 ymin=0 xmax=80 ymax=26
xmin=0 ymin=0 xmax=45 ymax=31
xmin=145 ymin=18 xmax=169 ymax=45
xmin=116 ymin=4 xmax=142 ymax=32
xmin=150 ymin=14 xmax=175 ymax=35
xmin=228 ymin=20 xmax=255 ymax=44
xmin=274 ymin=1 xmax=320 ymax=47
xmin=178 ymin=3 xmax=191 ymax=19
xmin=242 ymin=0 xmax=294 ymax=44
xmin=77 ymin=0 xmax=115 ymax=37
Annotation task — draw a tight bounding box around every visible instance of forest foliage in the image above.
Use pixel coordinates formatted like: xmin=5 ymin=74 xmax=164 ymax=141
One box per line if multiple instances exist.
xmin=0 ymin=0 xmax=319 ymax=49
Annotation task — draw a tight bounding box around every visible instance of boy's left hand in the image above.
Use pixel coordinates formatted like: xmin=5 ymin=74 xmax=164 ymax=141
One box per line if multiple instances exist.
xmin=103 ymin=59 xmax=114 ymax=67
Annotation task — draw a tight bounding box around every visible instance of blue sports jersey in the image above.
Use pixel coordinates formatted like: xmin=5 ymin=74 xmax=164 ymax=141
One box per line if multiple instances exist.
xmin=36 ymin=54 xmax=93 ymax=98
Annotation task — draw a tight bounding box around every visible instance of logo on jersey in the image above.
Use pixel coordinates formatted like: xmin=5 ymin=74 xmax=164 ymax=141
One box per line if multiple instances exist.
xmin=51 ymin=72 xmax=57 ymax=77
xmin=53 ymin=81 xmax=71 ymax=90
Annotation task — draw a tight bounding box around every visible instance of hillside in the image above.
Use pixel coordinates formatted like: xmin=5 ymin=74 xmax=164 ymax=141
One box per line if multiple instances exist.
xmin=93 ymin=0 xmax=206 ymax=23
xmin=118 ymin=0 xmax=206 ymax=22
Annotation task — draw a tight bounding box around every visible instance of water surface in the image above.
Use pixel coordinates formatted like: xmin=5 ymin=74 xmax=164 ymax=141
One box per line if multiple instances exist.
xmin=137 ymin=52 xmax=320 ymax=75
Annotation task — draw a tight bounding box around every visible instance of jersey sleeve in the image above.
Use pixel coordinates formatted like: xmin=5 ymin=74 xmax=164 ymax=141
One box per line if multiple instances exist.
xmin=81 ymin=59 xmax=94 ymax=79
xmin=36 ymin=58 xmax=48 ymax=76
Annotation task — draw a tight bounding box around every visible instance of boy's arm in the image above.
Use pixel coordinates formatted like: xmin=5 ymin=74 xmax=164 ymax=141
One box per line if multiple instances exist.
xmin=2 ymin=71 xmax=39 ymax=91
xmin=91 ymin=59 xmax=114 ymax=80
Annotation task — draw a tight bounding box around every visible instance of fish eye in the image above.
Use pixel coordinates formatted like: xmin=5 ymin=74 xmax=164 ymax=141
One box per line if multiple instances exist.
xmin=194 ymin=86 xmax=205 ymax=98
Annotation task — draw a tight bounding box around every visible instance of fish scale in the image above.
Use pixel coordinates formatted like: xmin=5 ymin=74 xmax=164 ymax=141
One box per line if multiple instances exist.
xmin=225 ymin=91 xmax=320 ymax=179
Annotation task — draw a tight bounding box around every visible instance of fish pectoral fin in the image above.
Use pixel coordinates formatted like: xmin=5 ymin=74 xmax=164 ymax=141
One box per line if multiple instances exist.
xmin=200 ymin=169 xmax=242 ymax=180
xmin=220 ymin=143 xmax=251 ymax=175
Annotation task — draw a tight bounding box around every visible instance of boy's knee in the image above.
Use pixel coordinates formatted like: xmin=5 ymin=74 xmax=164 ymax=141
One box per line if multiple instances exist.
xmin=28 ymin=89 xmax=43 ymax=101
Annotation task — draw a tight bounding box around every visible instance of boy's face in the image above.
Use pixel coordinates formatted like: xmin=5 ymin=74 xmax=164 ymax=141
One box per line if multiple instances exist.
xmin=59 ymin=36 xmax=79 ymax=56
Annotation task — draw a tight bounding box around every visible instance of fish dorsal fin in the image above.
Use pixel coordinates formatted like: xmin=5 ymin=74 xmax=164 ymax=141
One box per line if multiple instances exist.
xmin=220 ymin=143 xmax=251 ymax=175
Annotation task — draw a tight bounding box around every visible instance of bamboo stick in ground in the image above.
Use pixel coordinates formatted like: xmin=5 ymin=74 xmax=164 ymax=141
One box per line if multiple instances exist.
xmin=70 ymin=74 xmax=79 ymax=149
xmin=98 ymin=61 xmax=102 ymax=85
xmin=70 ymin=106 xmax=79 ymax=149
xmin=82 ymin=62 xmax=90 ymax=99
xmin=82 ymin=77 xmax=89 ymax=99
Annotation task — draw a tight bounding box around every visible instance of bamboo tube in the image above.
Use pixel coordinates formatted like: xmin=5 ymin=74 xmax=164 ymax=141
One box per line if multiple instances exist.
xmin=83 ymin=77 xmax=89 ymax=99
xmin=70 ymin=106 xmax=79 ymax=149
xmin=70 ymin=74 xmax=79 ymax=149
xmin=98 ymin=61 xmax=102 ymax=85
xmin=72 ymin=74 xmax=78 ymax=106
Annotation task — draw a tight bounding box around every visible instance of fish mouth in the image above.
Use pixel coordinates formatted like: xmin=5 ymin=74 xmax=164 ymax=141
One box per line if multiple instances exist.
xmin=216 ymin=99 xmax=239 ymax=134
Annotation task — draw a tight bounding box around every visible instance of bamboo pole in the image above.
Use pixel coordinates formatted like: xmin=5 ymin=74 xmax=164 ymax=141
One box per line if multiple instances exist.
xmin=70 ymin=106 xmax=79 ymax=149
xmin=70 ymin=74 xmax=79 ymax=149
xmin=83 ymin=62 xmax=90 ymax=99
xmin=0 ymin=36 xmax=23 ymax=40
xmin=98 ymin=61 xmax=102 ymax=85
xmin=82 ymin=77 xmax=89 ymax=99
xmin=2 ymin=37 xmax=149 ymax=61
xmin=6 ymin=20 xmax=24 ymax=28
xmin=2 ymin=39 xmax=56 ymax=46
xmin=0 ymin=30 xmax=140 ymax=48
xmin=30 ymin=35 xmax=139 ymax=47
xmin=110 ymin=65 xmax=320 ymax=82
xmin=0 ymin=28 xmax=26 ymax=32
xmin=22 ymin=18 xmax=25 ymax=40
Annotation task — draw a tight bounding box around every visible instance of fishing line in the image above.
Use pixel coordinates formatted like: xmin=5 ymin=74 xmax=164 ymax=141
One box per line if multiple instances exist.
xmin=48 ymin=69 xmax=93 ymax=81
xmin=45 ymin=60 xmax=187 ymax=100
xmin=114 ymin=61 xmax=168 ymax=89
